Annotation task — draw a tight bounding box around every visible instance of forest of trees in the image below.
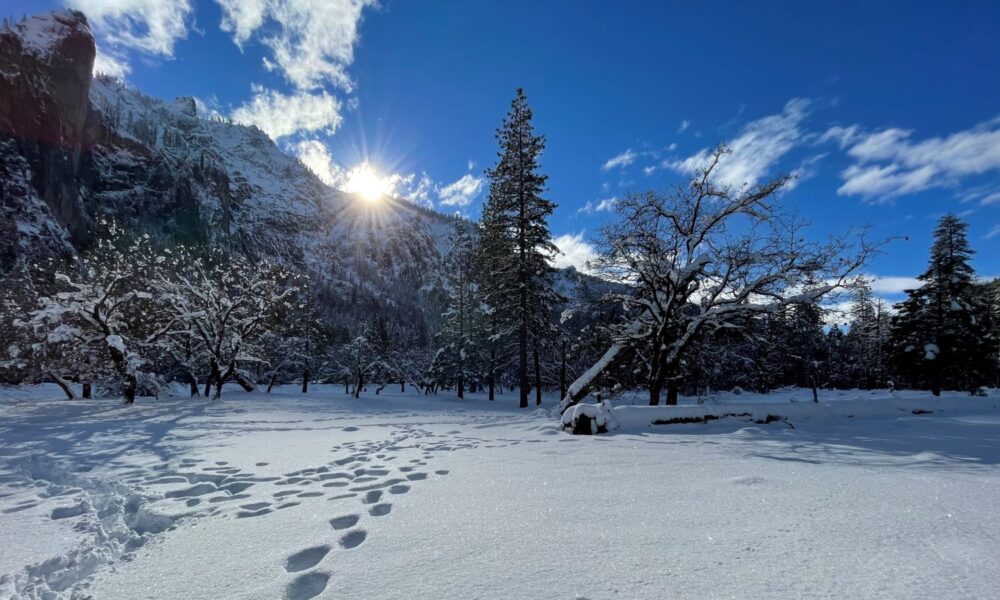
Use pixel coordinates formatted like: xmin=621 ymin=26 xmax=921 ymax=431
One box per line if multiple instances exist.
xmin=1 ymin=90 xmax=998 ymax=406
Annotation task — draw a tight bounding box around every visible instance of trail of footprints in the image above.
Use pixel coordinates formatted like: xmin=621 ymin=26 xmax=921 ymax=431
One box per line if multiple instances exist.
xmin=278 ymin=424 xmax=476 ymax=599
xmin=129 ymin=422 xmax=518 ymax=599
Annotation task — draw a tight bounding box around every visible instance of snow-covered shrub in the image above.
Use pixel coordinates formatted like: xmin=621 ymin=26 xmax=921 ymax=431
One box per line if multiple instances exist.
xmin=732 ymin=386 xmax=743 ymax=395
xmin=973 ymin=386 xmax=989 ymax=397
xmin=560 ymin=401 xmax=619 ymax=435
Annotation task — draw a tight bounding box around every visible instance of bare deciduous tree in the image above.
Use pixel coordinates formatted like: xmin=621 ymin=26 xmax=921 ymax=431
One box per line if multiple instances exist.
xmin=562 ymin=146 xmax=876 ymax=409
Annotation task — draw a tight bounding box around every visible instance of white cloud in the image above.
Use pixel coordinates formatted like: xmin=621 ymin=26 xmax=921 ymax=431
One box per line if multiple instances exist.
xmin=216 ymin=0 xmax=376 ymax=92
xmin=67 ymin=0 xmax=192 ymax=56
xmin=678 ymin=120 xmax=690 ymax=133
xmin=986 ymin=225 xmax=1000 ymax=240
xmin=439 ymin=174 xmax=484 ymax=207
xmin=602 ymin=149 xmax=637 ymax=171
xmin=397 ymin=173 xmax=435 ymax=208
xmin=668 ymin=98 xmax=811 ymax=188
xmin=834 ymin=116 xmax=1000 ymax=201
xmin=231 ymin=86 xmax=343 ymax=140
xmin=553 ymin=232 xmax=598 ymax=273
xmin=295 ymin=139 xmax=345 ymax=187
xmin=868 ymin=275 xmax=921 ymax=295
xmin=577 ymin=197 xmax=617 ymax=214
xmin=978 ymin=191 xmax=1000 ymax=205
xmin=643 ymin=166 xmax=656 ymax=176
xmin=92 ymin=46 xmax=131 ymax=78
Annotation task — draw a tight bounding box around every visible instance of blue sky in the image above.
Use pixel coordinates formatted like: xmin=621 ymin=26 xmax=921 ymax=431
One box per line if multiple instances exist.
xmin=10 ymin=1 xmax=1000 ymax=301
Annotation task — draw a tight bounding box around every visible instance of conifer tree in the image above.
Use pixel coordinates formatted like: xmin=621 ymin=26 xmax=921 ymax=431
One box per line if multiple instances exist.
xmin=436 ymin=223 xmax=481 ymax=398
xmin=891 ymin=214 xmax=995 ymax=394
xmin=480 ymin=88 xmax=559 ymax=408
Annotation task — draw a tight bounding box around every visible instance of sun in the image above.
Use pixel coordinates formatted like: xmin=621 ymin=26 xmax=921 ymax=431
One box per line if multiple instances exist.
xmin=344 ymin=162 xmax=390 ymax=202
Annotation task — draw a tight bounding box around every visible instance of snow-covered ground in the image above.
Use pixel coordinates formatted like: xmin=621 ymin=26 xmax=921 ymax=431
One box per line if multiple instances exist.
xmin=1 ymin=385 xmax=998 ymax=599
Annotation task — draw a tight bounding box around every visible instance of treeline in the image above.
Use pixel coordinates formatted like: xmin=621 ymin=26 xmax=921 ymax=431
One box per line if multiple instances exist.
xmin=1 ymin=89 xmax=997 ymax=405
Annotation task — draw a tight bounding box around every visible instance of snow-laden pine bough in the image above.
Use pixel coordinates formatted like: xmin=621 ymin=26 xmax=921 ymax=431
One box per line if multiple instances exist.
xmin=560 ymin=146 xmax=882 ymax=414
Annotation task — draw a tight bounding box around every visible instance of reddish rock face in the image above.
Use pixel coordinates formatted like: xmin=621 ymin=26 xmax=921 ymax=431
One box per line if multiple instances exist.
xmin=0 ymin=9 xmax=96 ymax=246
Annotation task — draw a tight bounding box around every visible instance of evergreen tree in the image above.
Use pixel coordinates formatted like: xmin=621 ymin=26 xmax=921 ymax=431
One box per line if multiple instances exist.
xmin=480 ymin=88 xmax=559 ymax=408
xmin=891 ymin=215 xmax=995 ymax=394
xmin=436 ymin=223 xmax=482 ymax=398
xmin=845 ymin=280 xmax=891 ymax=388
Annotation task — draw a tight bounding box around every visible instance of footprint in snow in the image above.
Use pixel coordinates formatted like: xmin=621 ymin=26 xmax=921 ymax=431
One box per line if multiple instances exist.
xmin=330 ymin=514 xmax=360 ymax=530
xmin=208 ymin=493 xmax=251 ymax=503
xmin=50 ymin=502 xmax=88 ymax=520
xmin=343 ymin=426 xmax=359 ymax=432
xmin=368 ymin=503 xmax=391 ymax=517
xmin=388 ymin=485 xmax=410 ymax=495
xmin=362 ymin=490 xmax=383 ymax=504
xmin=434 ymin=470 xmax=450 ymax=476
xmin=285 ymin=545 xmax=331 ymax=572
xmin=236 ymin=507 xmax=272 ymax=519
xmin=405 ymin=473 xmax=427 ymax=481
xmin=339 ymin=529 xmax=367 ymax=549
xmin=285 ymin=572 xmax=329 ymax=600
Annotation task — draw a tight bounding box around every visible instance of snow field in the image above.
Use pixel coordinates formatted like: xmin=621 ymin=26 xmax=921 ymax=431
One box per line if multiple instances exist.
xmin=1 ymin=385 xmax=998 ymax=599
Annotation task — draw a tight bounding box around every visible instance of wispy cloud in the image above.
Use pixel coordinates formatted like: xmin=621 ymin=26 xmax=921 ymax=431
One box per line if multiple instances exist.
xmin=93 ymin=46 xmax=131 ymax=78
xmin=295 ymin=139 xmax=344 ymax=186
xmin=577 ymin=197 xmax=617 ymax=214
xmin=68 ymin=0 xmax=193 ymax=55
xmin=602 ymin=149 xmax=637 ymax=171
xmin=439 ymin=174 xmax=484 ymax=207
xmin=678 ymin=120 xmax=690 ymax=133
xmin=65 ymin=0 xmax=193 ymax=75
xmin=216 ymin=0 xmax=376 ymax=92
xmin=986 ymin=225 xmax=1000 ymax=240
xmin=552 ymin=232 xmax=597 ymax=272
xmin=831 ymin=116 xmax=1000 ymax=202
xmin=668 ymin=98 xmax=812 ymax=188
xmin=231 ymin=86 xmax=343 ymax=140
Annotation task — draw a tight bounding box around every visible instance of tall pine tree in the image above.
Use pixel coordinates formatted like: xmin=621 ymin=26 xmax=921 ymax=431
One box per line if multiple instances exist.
xmin=479 ymin=89 xmax=558 ymax=408
xmin=436 ymin=223 xmax=482 ymax=398
xmin=891 ymin=214 xmax=995 ymax=394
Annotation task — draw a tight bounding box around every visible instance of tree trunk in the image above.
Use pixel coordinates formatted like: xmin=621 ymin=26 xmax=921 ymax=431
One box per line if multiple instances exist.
xmin=82 ymin=381 xmax=92 ymax=399
xmin=457 ymin=375 xmax=464 ymax=399
xmin=666 ymin=381 xmax=679 ymax=406
xmin=123 ymin=373 xmax=137 ymax=405
xmin=302 ymin=368 xmax=309 ymax=393
xmin=354 ymin=372 xmax=363 ymax=398
xmin=267 ymin=373 xmax=277 ymax=393
xmin=400 ymin=381 xmax=404 ymax=393
xmin=187 ymin=374 xmax=199 ymax=397
xmin=518 ymin=320 xmax=528 ymax=408
xmin=488 ymin=348 xmax=496 ymax=401
xmin=534 ymin=343 xmax=542 ymax=406
xmin=48 ymin=371 xmax=75 ymax=400
xmin=648 ymin=377 xmax=662 ymax=406
xmin=559 ymin=341 xmax=567 ymax=401
xmin=233 ymin=370 xmax=255 ymax=392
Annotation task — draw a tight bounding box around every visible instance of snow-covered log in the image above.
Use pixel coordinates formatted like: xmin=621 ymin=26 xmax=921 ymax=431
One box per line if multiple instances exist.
xmin=560 ymin=401 xmax=619 ymax=435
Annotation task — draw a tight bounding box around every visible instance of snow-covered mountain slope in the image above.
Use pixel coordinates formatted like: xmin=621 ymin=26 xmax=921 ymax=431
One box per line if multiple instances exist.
xmin=0 ymin=10 xmax=472 ymax=335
